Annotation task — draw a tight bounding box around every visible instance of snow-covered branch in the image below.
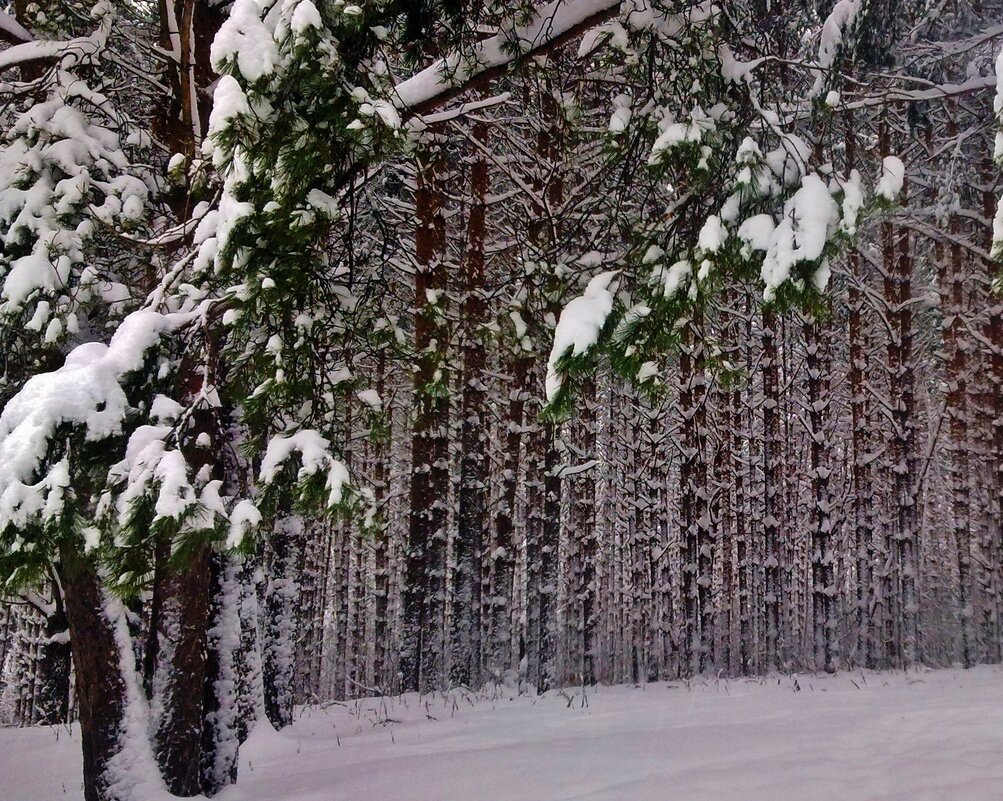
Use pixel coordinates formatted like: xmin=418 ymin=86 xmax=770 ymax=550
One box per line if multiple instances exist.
xmin=0 ymin=14 xmax=111 ymax=71
xmin=0 ymin=11 xmax=33 ymax=46
xmin=392 ymin=0 xmax=622 ymax=116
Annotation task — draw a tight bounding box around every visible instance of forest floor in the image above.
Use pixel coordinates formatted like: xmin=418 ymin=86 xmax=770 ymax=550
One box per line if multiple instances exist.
xmin=3 ymin=665 xmax=1003 ymax=801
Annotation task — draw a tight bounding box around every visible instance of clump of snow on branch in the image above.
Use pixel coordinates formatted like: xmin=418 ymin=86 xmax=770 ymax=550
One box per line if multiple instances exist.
xmin=260 ymin=430 xmax=350 ymax=508
xmin=760 ymin=175 xmax=840 ymax=301
xmin=811 ymin=0 xmax=862 ymax=96
xmin=876 ymin=156 xmax=905 ymax=202
xmin=0 ymin=70 xmax=147 ymax=341
xmin=0 ymin=311 xmax=192 ymax=536
xmin=546 ymin=272 xmax=617 ymax=401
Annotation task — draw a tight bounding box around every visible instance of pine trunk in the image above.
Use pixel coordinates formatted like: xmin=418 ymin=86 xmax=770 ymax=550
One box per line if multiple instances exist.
xmin=59 ymin=545 xmax=128 ymax=801
xmin=452 ymin=117 xmax=490 ymax=687
xmin=402 ymin=140 xmax=450 ymax=693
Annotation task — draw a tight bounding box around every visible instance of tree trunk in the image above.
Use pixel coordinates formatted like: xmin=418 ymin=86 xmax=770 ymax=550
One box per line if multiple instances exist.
xmin=452 ymin=117 xmax=490 ymax=687
xmin=762 ymin=307 xmax=782 ymax=672
xmin=35 ymin=576 xmax=72 ymax=724
xmin=263 ymin=518 xmax=301 ymax=728
xmin=570 ymin=377 xmax=598 ymax=685
xmin=848 ymin=249 xmax=875 ymax=669
xmin=58 ymin=545 xmax=128 ymax=801
xmin=806 ymin=311 xmax=836 ymax=673
xmin=401 ymin=138 xmax=450 ymax=693
xmin=943 ymin=200 xmax=972 ymax=667
xmin=154 ymin=543 xmax=213 ymax=796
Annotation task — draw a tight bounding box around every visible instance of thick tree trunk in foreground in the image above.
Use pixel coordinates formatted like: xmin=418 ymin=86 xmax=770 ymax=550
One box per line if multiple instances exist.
xmin=154 ymin=543 xmax=213 ymax=796
xmin=59 ymin=545 xmax=128 ymax=801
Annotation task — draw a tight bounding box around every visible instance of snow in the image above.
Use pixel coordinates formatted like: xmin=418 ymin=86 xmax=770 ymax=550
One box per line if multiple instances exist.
xmin=4 ymin=667 xmax=1003 ymax=801
xmin=290 ymin=0 xmax=322 ymax=34
xmin=760 ymin=174 xmax=840 ymax=301
xmin=259 ymin=429 xmax=350 ymax=508
xmin=227 ymin=499 xmax=262 ymax=549
xmin=876 ymin=156 xmax=905 ymax=201
xmin=0 ymin=14 xmax=110 ymax=71
xmin=647 ymin=108 xmax=715 ymax=165
xmin=356 ymin=389 xmax=383 ymax=410
xmin=817 ymin=0 xmax=861 ymax=69
xmin=697 ymin=214 xmax=726 ymax=253
xmin=608 ymin=93 xmax=632 ymax=133
xmin=839 ymin=169 xmax=864 ymax=234
xmin=207 ymin=76 xmax=251 ymax=156
xmin=210 ymin=0 xmax=279 ymax=82
xmin=392 ymin=0 xmax=620 ymax=110
xmin=659 ymin=259 xmax=691 ymax=298
xmin=546 ymin=272 xmax=617 ymax=401
xmin=104 ymin=430 xmax=196 ymax=529
xmin=0 ymin=310 xmax=193 ymax=533
xmin=0 ymin=11 xmax=33 ymax=44
xmin=811 ymin=0 xmax=861 ymax=96
xmin=102 ymin=597 xmax=172 ymax=801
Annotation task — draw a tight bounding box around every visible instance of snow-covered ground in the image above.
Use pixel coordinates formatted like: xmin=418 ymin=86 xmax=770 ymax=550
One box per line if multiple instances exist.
xmin=3 ymin=666 xmax=1003 ymax=801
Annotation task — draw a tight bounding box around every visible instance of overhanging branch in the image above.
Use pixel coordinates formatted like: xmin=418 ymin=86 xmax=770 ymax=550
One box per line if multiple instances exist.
xmin=392 ymin=0 xmax=622 ymax=118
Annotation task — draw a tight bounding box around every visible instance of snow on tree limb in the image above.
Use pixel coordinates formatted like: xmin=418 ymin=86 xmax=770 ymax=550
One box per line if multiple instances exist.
xmin=0 ymin=11 xmax=34 ymax=46
xmin=546 ymin=272 xmax=618 ymax=402
xmin=260 ymin=430 xmax=350 ymax=510
xmin=0 ymin=310 xmax=195 ymax=534
xmin=0 ymin=12 xmax=111 ymax=71
xmin=843 ymin=75 xmax=997 ymax=111
xmin=391 ymin=0 xmax=621 ymax=116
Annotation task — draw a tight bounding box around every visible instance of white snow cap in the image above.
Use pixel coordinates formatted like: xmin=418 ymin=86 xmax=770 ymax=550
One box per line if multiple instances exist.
xmin=356 ymin=389 xmax=383 ymax=411
xmin=0 ymin=309 xmax=193 ymax=532
xmin=811 ymin=0 xmax=861 ymax=96
xmin=698 ymin=215 xmax=727 ymax=253
xmin=546 ymin=272 xmax=617 ymax=401
xmin=760 ymin=175 xmax=840 ymax=302
xmin=817 ymin=0 xmax=861 ymax=68
xmin=876 ymin=156 xmax=905 ymax=202
xmin=260 ymin=429 xmax=350 ymax=508
xmin=210 ymin=0 xmax=279 ymax=81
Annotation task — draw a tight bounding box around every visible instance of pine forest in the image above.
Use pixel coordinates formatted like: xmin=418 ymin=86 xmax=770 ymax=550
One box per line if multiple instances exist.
xmin=2 ymin=2 xmax=1003 ymax=800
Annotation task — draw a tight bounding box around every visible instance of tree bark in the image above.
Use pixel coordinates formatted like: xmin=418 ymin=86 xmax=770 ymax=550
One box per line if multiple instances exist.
xmin=58 ymin=545 xmax=128 ymax=801
xmin=401 ymin=138 xmax=450 ymax=693
xmin=452 ymin=117 xmax=490 ymax=687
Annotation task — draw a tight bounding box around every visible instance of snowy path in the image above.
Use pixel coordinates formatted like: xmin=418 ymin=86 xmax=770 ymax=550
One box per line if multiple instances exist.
xmin=3 ymin=666 xmax=1003 ymax=801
